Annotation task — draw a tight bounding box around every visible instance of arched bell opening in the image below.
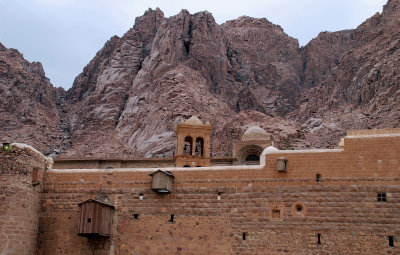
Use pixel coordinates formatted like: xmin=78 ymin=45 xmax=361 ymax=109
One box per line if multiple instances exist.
xmin=184 ymin=136 xmax=193 ymax=155
xmin=195 ymin=137 xmax=204 ymax=156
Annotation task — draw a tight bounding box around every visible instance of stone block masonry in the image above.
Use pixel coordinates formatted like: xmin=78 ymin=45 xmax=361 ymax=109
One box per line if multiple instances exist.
xmin=0 ymin=143 xmax=48 ymax=255
xmin=2 ymin=130 xmax=400 ymax=254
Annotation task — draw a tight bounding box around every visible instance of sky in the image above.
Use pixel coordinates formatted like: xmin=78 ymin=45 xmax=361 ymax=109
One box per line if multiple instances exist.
xmin=0 ymin=0 xmax=387 ymax=90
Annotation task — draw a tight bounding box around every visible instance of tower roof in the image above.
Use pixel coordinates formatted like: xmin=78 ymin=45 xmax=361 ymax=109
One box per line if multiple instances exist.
xmin=182 ymin=116 xmax=210 ymax=126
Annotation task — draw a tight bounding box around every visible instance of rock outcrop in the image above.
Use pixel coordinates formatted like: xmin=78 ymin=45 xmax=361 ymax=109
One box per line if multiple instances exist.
xmin=62 ymin=8 xmax=302 ymax=158
xmin=0 ymin=45 xmax=66 ymax=156
xmin=293 ymin=0 xmax=400 ymax=147
xmin=1 ymin=0 xmax=399 ymax=158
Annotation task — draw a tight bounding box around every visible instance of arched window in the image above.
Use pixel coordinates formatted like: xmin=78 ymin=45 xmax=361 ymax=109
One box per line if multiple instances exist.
xmin=245 ymin=154 xmax=259 ymax=161
xmin=244 ymin=153 xmax=260 ymax=165
xmin=183 ymin=165 xmax=191 ymax=168
xmin=238 ymin=145 xmax=263 ymax=165
xmin=184 ymin=136 xmax=193 ymax=155
xmin=195 ymin=137 xmax=204 ymax=156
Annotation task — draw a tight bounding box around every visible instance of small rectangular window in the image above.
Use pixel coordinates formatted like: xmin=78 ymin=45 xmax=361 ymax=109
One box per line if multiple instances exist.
xmin=242 ymin=232 xmax=246 ymax=240
xmin=377 ymin=192 xmax=387 ymax=202
xmin=169 ymin=214 xmax=174 ymax=223
xmin=133 ymin=214 xmax=139 ymax=220
xmin=389 ymin=236 xmax=394 ymax=247
xmin=316 ymin=174 xmax=321 ymax=182
xmin=317 ymin=234 xmax=321 ymax=246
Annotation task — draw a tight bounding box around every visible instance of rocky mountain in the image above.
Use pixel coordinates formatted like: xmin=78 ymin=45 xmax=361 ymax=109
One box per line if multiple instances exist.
xmin=0 ymin=0 xmax=399 ymax=158
xmin=292 ymin=0 xmax=400 ymax=147
xmin=0 ymin=43 xmax=66 ymax=155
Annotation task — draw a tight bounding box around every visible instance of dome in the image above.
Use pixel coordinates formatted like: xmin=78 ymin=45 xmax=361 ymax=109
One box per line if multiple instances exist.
xmin=244 ymin=126 xmax=268 ymax=136
xmin=260 ymin=146 xmax=279 ymax=166
xmin=242 ymin=126 xmax=269 ymax=141
xmin=261 ymin=146 xmax=279 ymax=154
xmin=184 ymin=116 xmax=204 ymax=125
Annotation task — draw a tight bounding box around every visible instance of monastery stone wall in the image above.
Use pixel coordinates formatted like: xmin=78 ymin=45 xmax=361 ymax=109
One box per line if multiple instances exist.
xmin=53 ymin=158 xmax=175 ymax=170
xmin=0 ymin=144 xmax=48 ymax=255
xmin=37 ymin=134 xmax=400 ymax=254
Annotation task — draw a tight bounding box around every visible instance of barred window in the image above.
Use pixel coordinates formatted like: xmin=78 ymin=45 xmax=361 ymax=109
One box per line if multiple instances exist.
xmin=377 ymin=192 xmax=387 ymax=202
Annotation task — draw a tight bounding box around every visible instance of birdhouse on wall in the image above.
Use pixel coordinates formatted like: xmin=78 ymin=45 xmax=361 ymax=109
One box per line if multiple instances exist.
xmin=77 ymin=198 xmax=114 ymax=238
xmin=149 ymin=170 xmax=174 ymax=193
xmin=277 ymin=157 xmax=288 ymax=172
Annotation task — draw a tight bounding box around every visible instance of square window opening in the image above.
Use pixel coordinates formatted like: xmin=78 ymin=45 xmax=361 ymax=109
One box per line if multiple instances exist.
xmin=377 ymin=192 xmax=387 ymax=202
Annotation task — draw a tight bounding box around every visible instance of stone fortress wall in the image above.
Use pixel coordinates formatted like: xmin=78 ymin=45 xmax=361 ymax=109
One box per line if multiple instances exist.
xmin=0 ymin=144 xmax=48 ymax=255
xmin=1 ymin=128 xmax=400 ymax=254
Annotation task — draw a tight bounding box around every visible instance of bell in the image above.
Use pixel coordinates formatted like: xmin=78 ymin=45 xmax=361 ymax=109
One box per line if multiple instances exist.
xmin=2 ymin=143 xmax=11 ymax=152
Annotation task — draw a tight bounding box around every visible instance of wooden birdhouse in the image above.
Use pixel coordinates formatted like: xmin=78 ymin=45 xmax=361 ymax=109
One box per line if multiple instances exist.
xmin=149 ymin=170 xmax=174 ymax=193
xmin=277 ymin=157 xmax=288 ymax=172
xmin=77 ymin=198 xmax=114 ymax=238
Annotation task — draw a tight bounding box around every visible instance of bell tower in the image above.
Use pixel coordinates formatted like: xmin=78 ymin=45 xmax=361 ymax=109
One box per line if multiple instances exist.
xmin=175 ymin=116 xmax=212 ymax=167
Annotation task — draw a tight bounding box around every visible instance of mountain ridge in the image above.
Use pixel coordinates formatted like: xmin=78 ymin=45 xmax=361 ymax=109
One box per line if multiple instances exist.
xmin=1 ymin=0 xmax=399 ymax=158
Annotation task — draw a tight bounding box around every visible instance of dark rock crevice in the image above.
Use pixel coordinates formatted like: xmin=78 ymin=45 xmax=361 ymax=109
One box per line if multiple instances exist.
xmin=115 ymin=93 xmax=129 ymax=126
xmin=183 ymin=20 xmax=193 ymax=56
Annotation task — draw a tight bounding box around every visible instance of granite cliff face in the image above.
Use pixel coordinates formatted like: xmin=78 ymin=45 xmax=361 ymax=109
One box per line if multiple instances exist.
xmin=293 ymin=0 xmax=400 ymax=147
xmin=0 ymin=43 xmax=66 ymax=156
xmin=1 ymin=0 xmax=399 ymax=158
xmin=61 ymin=8 xmax=301 ymax=158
